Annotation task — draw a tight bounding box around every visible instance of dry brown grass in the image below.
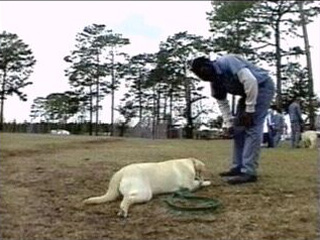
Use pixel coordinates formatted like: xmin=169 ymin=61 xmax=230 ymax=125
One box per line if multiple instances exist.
xmin=0 ymin=133 xmax=319 ymax=240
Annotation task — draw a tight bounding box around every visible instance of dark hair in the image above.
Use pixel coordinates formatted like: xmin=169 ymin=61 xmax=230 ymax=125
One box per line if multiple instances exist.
xmin=190 ymin=56 xmax=216 ymax=81
xmin=190 ymin=57 xmax=211 ymax=72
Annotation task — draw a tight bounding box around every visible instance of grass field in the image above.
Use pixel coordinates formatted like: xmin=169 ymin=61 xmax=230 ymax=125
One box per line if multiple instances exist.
xmin=0 ymin=133 xmax=319 ymax=240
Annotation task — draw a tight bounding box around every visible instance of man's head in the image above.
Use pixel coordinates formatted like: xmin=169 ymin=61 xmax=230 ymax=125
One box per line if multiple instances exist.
xmin=190 ymin=56 xmax=216 ymax=81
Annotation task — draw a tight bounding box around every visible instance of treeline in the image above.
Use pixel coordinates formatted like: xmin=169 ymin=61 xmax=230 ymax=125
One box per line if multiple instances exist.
xmin=1 ymin=1 xmax=320 ymax=137
xmin=1 ymin=121 xmax=192 ymax=139
xmin=2 ymin=122 xmax=110 ymax=135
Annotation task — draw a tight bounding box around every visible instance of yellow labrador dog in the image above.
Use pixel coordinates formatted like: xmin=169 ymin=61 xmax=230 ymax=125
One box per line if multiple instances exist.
xmin=301 ymin=130 xmax=318 ymax=149
xmin=83 ymin=158 xmax=211 ymax=217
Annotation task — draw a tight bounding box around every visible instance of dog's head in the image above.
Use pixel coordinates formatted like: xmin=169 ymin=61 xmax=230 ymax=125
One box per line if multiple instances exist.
xmin=191 ymin=158 xmax=209 ymax=180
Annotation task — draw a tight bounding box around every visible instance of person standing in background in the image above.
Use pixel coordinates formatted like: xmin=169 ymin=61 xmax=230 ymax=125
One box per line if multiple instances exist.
xmin=262 ymin=108 xmax=275 ymax=148
xmin=272 ymin=106 xmax=285 ymax=147
xmin=288 ymin=98 xmax=304 ymax=148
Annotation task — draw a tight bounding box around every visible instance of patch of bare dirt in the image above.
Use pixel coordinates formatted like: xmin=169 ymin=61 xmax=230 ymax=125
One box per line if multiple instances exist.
xmin=0 ymin=137 xmax=318 ymax=240
xmin=0 ymin=153 xmax=219 ymax=240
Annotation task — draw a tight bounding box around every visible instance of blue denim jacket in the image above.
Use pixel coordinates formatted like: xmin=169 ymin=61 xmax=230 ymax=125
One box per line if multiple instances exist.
xmin=211 ymin=55 xmax=271 ymax=98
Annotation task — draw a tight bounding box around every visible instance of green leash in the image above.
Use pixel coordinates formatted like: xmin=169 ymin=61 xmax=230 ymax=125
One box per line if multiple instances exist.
xmin=164 ymin=188 xmax=221 ymax=212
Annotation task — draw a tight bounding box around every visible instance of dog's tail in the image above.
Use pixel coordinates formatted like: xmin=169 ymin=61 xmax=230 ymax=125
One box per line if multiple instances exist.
xmin=83 ymin=170 xmax=123 ymax=204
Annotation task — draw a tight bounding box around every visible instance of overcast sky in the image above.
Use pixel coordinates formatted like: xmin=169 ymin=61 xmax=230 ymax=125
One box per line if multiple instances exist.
xmin=0 ymin=1 xmax=319 ymax=123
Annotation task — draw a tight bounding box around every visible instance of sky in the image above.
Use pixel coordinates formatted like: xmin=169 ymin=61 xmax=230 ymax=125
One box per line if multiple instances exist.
xmin=0 ymin=1 xmax=319 ymax=123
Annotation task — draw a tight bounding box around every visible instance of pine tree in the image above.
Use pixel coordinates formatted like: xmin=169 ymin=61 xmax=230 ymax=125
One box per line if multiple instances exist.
xmin=153 ymin=32 xmax=212 ymax=138
xmin=64 ymin=24 xmax=129 ymax=135
xmin=30 ymin=91 xmax=80 ymax=124
xmin=0 ymin=31 xmax=36 ymax=129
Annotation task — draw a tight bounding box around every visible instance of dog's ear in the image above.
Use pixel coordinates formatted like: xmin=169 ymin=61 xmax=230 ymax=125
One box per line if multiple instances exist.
xmin=191 ymin=158 xmax=212 ymax=180
xmin=191 ymin=158 xmax=205 ymax=180
xmin=191 ymin=158 xmax=205 ymax=170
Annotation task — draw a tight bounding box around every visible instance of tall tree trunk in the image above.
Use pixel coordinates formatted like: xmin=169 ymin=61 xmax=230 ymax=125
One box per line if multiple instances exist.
xmin=111 ymin=49 xmax=115 ymax=136
xmin=0 ymin=69 xmax=6 ymax=131
xmin=163 ymin=91 xmax=167 ymax=122
xmin=184 ymin=63 xmax=193 ymax=139
xmin=185 ymin=79 xmax=193 ymax=139
xmin=275 ymin=19 xmax=282 ymax=110
xmin=95 ymin=53 xmax=100 ymax=136
xmin=111 ymin=48 xmax=116 ymax=136
xmin=167 ymin=87 xmax=173 ymax=139
xmin=138 ymin=69 xmax=142 ymax=122
xmin=152 ymin=85 xmax=156 ymax=139
xmin=156 ymin=90 xmax=161 ymax=123
xmin=298 ymin=1 xmax=315 ymax=130
xmin=89 ymin=85 xmax=93 ymax=136
xmin=231 ymin=95 xmax=236 ymax=116
xmin=169 ymin=88 xmax=173 ymax=124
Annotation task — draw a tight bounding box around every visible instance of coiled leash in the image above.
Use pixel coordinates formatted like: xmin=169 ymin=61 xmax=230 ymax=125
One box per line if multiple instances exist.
xmin=164 ymin=188 xmax=221 ymax=212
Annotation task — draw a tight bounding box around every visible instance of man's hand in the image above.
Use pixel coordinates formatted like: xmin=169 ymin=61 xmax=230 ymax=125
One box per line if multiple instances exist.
xmin=223 ymin=126 xmax=234 ymax=139
xmin=239 ymin=112 xmax=254 ymax=128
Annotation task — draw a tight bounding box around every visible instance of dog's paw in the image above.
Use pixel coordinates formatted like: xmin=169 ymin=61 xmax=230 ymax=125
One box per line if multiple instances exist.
xmin=201 ymin=181 xmax=211 ymax=187
xmin=117 ymin=209 xmax=128 ymax=218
